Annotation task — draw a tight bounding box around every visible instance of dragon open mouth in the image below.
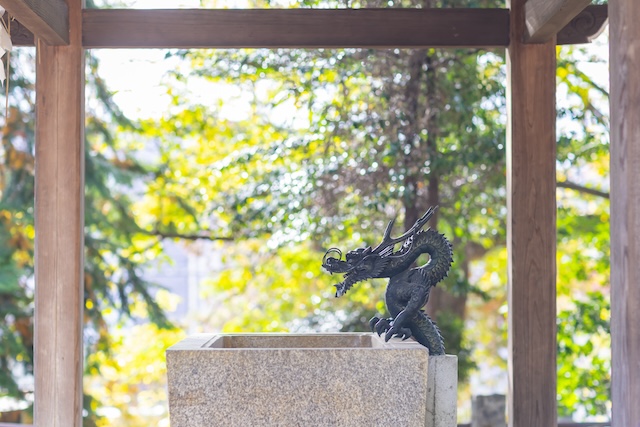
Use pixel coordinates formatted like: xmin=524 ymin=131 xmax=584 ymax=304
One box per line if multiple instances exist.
xmin=322 ymin=248 xmax=359 ymax=296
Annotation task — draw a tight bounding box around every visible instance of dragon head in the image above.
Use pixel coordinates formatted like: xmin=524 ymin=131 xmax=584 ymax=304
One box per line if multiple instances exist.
xmin=322 ymin=207 xmax=438 ymax=297
xmin=322 ymin=246 xmax=385 ymax=297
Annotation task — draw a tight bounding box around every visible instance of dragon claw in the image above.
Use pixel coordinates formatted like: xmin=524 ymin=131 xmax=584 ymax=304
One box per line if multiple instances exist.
xmin=384 ymin=325 xmax=412 ymax=342
xmin=400 ymin=328 xmax=412 ymax=340
xmin=369 ymin=316 xmax=393 ymax=336
xmin=376 ymin=319 xmax=392 ymax=336
xmin=370 ymin=316 xmax=411 ymax=340
xmin=369 ymin=316 xmax=380 ymax=331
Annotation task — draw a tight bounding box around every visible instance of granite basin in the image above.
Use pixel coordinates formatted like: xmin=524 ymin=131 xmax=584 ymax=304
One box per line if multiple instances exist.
xmin=166 ymin=333 xmax=456 ymax=427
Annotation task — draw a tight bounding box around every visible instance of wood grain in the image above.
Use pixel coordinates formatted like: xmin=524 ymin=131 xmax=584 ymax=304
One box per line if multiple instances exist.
xmin=34 ymin=0 xmax=84 ymax=425
xmin=0 ymin=0 xmax=68 ymax=45
xmin=525 ymin=0 xmax=590 ymax=43
xmin=609 ymin=0 xmax=640 ymax=424
xmin=82 ymin=8 xmax=509 ymax=49
xmin=506 ymin=0 xmax=557 ymax=426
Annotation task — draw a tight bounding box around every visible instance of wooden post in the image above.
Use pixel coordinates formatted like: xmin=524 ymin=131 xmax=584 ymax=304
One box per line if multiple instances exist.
xmin=34 ymin=0 xmax=85 ymax=425
xmin=506 ymin=0 xmax=557 ymax=426
xmin=610 ymin=0 xmax=640 ymax=425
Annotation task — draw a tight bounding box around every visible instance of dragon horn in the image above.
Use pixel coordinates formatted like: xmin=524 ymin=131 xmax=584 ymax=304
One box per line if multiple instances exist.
xmin=383 ymin=217 xmax=396 ymax=240
xmin=371 ymin=206 xmax=438 ymax=255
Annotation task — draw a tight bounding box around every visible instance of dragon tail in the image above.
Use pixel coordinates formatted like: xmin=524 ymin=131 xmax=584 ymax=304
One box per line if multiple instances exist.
xmin=409 ymin=310 xmax=445 ymax=356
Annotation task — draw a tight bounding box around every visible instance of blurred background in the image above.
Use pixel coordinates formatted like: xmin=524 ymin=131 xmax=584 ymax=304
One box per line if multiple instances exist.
xmin=0 ymin=0 xmax=610 ymax=425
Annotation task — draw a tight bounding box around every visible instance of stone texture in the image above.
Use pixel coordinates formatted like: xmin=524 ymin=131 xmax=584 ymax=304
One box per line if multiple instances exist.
xmin=426 ymin=354 xmax=458 ymax=427
xmin=166 ymin=333 xmax=457 ymax=427
xmin=471 ymin=394 xmax=506 ymax=427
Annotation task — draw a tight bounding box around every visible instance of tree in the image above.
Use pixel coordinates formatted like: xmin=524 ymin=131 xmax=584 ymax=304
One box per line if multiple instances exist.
xmin=84 ymin=291 xmax=185 ymax=427
xmin=0 ymin=2 xmax=612 ymax=424
xmin=141 ymin=0 xmax=508 ymax=384
xmin=139 ymin=5 xmax=611 ymax=419
xmin=555 ymin=40 xmax=610 ymax=418
xmin=0 ymin=47 xmax=179 ymax=423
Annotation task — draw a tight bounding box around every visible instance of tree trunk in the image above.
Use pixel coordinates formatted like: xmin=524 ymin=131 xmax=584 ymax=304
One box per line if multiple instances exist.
xmin=396 ymin=0 xmax=468 ymax=345
xmin=422 ymin=49 xmax=467 ymax=327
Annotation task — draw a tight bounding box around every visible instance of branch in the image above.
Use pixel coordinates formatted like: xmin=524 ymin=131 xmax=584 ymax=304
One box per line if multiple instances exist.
xmin=143 ymin=229 xmax=234 ymax=241
xmin=557 ymin=180 xmax=609 ymax=199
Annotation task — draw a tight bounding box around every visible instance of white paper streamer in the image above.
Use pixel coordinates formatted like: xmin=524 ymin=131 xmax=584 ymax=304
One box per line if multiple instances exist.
xmin=0 ymin=16 xmax=11 ymax=86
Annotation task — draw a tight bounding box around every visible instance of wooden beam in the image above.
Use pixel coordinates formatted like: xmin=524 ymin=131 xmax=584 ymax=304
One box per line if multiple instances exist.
xmin=610 ymin=0 xmax=640 ymax=424
xmin=525 ymin=0 xmax=591 ymax=43
xmin=34 ymin=0 xmax=84 ymax=425
xmin=8 ymin=6 xmax=607 ymax=49
xmin=0 ymin=0 xmax=68 ymax=45
xmin=507 ymin=0 xmax=557 ymax=426
xmin=82 ymin=8 xmax=510 ymax=49
xmin=557 ymin=4 xmax=608 ymax=45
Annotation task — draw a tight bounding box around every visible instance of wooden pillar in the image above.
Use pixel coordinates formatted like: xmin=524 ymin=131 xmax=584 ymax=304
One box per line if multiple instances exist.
xmin=34 ymin=0 xmax=85 ymax=425
xmin=610 ymin=0 xmax=640 ymax=425
xmin=506 ymin=0 xmax=557 ymax=426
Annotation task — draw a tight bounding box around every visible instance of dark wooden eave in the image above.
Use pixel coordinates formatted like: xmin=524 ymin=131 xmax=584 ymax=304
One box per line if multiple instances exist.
xmin=1 ymin=0 xmax=68 ymax=45
xmin=8 ymin=5 xmax=608 ymax=49
xmin=556 ymin=5 xmax=608 ymax=45
xmin=525 ymin=0 xmax=591 ymax=43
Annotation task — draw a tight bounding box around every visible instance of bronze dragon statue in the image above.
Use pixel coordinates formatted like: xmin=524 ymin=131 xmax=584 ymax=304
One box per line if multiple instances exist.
xmin=321 ymin=207 xmax=453 ymax=355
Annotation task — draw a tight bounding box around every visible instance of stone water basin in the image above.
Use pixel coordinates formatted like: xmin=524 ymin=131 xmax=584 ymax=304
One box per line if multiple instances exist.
xmin=166 ymin=333 xmax=456 ymax=427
